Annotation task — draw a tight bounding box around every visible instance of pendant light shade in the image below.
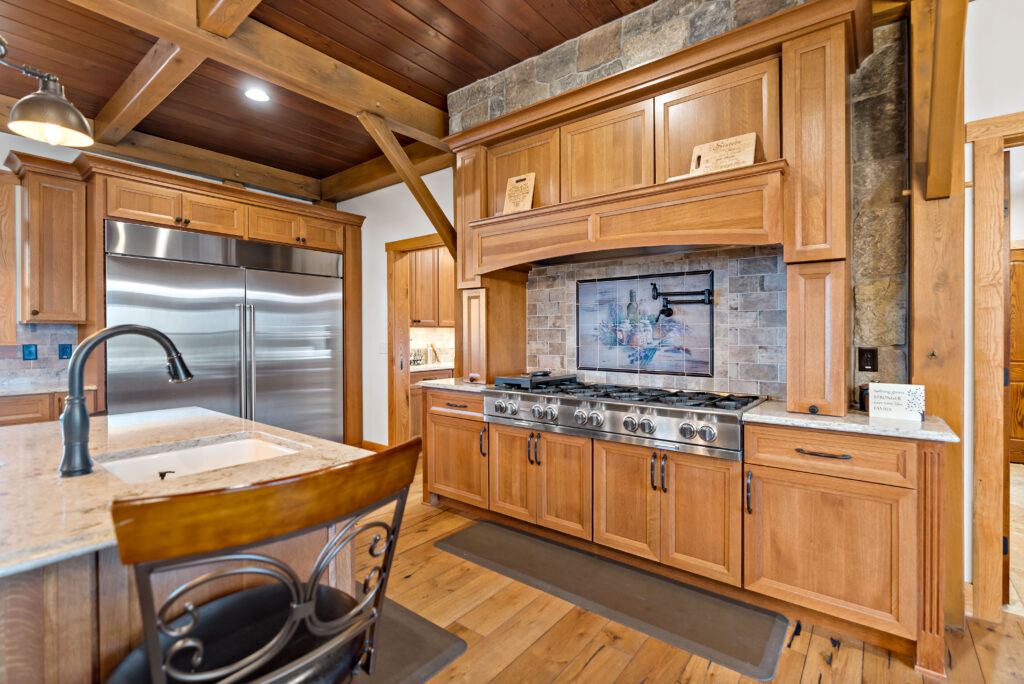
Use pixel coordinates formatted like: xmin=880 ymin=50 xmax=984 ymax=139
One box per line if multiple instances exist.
xmin=7 ymin=78 xmax=93 ymax=147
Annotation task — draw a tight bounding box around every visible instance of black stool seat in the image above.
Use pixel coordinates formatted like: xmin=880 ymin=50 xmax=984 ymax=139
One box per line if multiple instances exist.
xmin=108 ymin=583 xmax=364 ymax=683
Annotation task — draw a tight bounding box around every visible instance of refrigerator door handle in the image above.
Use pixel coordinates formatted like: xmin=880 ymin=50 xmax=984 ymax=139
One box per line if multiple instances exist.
xmin=236 ymin=303 xmax=247 ymax=419
xmin=247 ymin=304 xmax=256 ymax=420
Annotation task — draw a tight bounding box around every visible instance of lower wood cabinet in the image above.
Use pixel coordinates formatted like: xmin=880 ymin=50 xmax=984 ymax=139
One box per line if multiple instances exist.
xmin=424 ymin=412 xmax=488 ymax=508
xmin=743 ymin=463 xmax=917 ymax=637
xmin=488 ymin=424 xmax=592 ymax=540
xmin=593 ymin=440 xmax=742 ymax=585
xmin=0 ymin=390 xmax=98 ymax=427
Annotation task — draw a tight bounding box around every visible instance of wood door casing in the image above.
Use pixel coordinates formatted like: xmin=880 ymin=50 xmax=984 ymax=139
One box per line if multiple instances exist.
xmin=181 ymin=193 xmax=246 ymax=237
xmin=534 ymin=432 xmax=593 ymax=540
xmin=437 ymin=247 xmax=456 ymax=327
xmin=660 ymin=452 xmax=742 ymax=586
xmin=1008 ymin=248 xmax=1024 ymax=463
xmin=486 ymin=129 xmax=560 ymax=216
xmin=425 ymin=413 xmax=488 ymax=508
xmin=488 ymin=423 xmax=536 ymax=523
xmin=105 ymin=177 xmax=181 ymax=226
xmin=593 ymin=439 xmax=660 ymax=561
xmin=247 ymin=205 xmax=301 ymax=245
xmin=410 ymin=248 xmax=439 ymax=327
xmin=560 ymin=100 xmax=654 ymax=202
xmin=786 ymin=260 xmax=847 ymax=416
xmin=743 ymin=464 xmax=917 ymax=638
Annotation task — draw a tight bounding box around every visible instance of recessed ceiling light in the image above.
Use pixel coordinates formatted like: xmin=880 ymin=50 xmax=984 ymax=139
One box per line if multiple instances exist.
xmin=244 ymin=87 xmax=270 ymax=103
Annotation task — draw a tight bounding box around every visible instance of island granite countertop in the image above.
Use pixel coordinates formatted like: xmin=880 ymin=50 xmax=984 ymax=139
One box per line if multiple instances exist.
xmin=0 ymin=407 xmax=372 ymax=579
xmin=743 ymin=400 xmax=960 ymax=443
xmin=415 ymin=377 xmax=487 ymax=392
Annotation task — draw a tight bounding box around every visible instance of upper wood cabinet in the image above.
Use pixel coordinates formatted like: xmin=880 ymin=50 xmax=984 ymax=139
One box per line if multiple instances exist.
xmin=787 ymin=260 xmax=848 ymax=416
xmin=654 ymin=59 xmax=780 ymax=183
xmin=782 ymin=24 xmax=849 ymax=263
xmin=107 ymin=178 xmax=247 ymax=238
xmin=486 ymin=129 xmax=559 ymax=216
xmin=248 ymin=205 xmax=300 ymax=244
xmin=410 ymin=248 xmax=439 ymax=327
xmin=437 ymin=247 xmax=456 ymax=327
xmin=560 ymin=100 xmax=654 ymax=202
xmin=301 ymin=217 xmax=345 ymax=252
xmin=461 ymin=276 xmax=526 ymax=383
xmin=20 ymin=172 xmax=87 ymax=323
xmin=181 ymin=192 xmax=245 ymax=237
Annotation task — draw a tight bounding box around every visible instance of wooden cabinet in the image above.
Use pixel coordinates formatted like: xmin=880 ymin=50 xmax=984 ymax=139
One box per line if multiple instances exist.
xmin=593 ymin=440 xmax=661 ymax=561
xmin=560 ymin=100 xmax=654 ymax=202
xmin=437 ymin=248 xmax=456 ymax=327
xmin=106 ymin=177 xmax=181 ymax=226
xmin=0 ymin=393 xmax=53 ymax=426
xmin=51 ymin=390 xmax=98 ymax=418
xmin=410 ymin=369 xmax=454 ymax=437
xmin=247 ymin=205 xmax=300 ymax=244
xmin=20 ymin=172 xmax=87 ymax=323
xmin=410 ymin=248 xmax=439 ymax=327
xmin=743 ymin=464 xmax=917 ymax=638
xmin=181 ymin=192 xmax=245 ymax=237
xmin=461 ymin=276 xmax=526 ymax=383
xmin=301 ymin=217 xmax=345 ymax=252
xmin=786 ymin=260 xmax=848 ymax=416
xmin=424 ymin=412 xmax=488 ymax=508
xmin=660 ymin=452 xmax=742 ymax=586
xmin=488 ymin=424 xmax=592 ymax=539
xmin=486 ymin=129 xmax=560 ymax=216
xmin=654 ymin=59 xmax=780 ymax=183
xmin=782 ymin=24 xmax=849 ymax=263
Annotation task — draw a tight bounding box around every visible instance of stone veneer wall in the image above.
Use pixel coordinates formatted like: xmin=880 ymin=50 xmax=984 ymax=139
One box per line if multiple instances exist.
xmin=449 ymin=1 xmax=910 ymax=392
xmin=0 ymin=323 xmax=78 ymax=388
xmin=527 ymin=246 xmax=787 ymax=398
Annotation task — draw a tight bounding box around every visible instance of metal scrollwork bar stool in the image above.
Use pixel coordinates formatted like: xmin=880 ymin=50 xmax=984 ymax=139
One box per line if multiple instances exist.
xmin=106 ymin=438 xmax=421 ymax=683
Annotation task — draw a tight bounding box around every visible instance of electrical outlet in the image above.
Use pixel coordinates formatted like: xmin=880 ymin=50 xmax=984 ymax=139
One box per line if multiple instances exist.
xmin=857 ymin=347 xmax=878 ymax=372
xmin=58 ymin=344 xmax=72 ymax=359
xmin=21 ymin=344 xmax=37 ymax=361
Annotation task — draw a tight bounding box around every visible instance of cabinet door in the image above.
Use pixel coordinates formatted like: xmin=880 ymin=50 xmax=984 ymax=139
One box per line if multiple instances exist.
xmin=660 ymin=453 xmax=742 ymax=586
xmin=488 ymin=423 xmax=536 ymax=523
xmin=182 ymin=193 xmax=245 ymax=237
xmin=302 ymin=217 xmax=345 ymax=252
xmin=462 ymin=288 xmax=487 ymax=382
xmin=535 ymin=432 xmax=592 ymax=540
xmin=248 ymin=206 xmax=300 ymax=245
xmin=425 ymin=413 xmax=488 ymax=508
xmin=106 ymin=177 xmax=181 ymax=226
xmin=744 ymin=465 xmax=917 ymax=638
xmin=410 ymin=248 xmax=439 ymax=327
xmin=487 ymin=129 xmax=560 ymax=216
xmin=437 ymin=247 xmax=456 ymax=327
xmin=0 ymin=394 xmax=52 ymax=426
xmin=593 ymin=440 xmax=660 ymax=561
xmin=560 ymin=100 xmax=654 ymax=202
xmin=786 ymin=260 xmax=847 ymax=416
xmin=22 ymin=174 xmax=87 ymax=323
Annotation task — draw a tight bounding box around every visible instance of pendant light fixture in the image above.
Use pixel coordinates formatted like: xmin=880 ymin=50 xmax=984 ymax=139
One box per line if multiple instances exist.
xmin=0 ymin=36 xmax=93 ymax=147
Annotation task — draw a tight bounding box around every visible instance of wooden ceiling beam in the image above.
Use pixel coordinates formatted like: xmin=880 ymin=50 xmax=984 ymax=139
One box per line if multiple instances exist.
xmin=197 ymin=0 xmax=263 ymax=37
xmin=0 ymin=94 xmax=319 ymax=199
xmin=925 ymin=0 xmax=968 ymax=199
xmin=93 ymin=39 xmax=205 ymax=145
xmin=63 ymin=0 xmax=449 ymax=150
xmin=357 ymin=112 xmax=456 ymax=257
xmin=321 ymin=142 xmax=454 ymax=202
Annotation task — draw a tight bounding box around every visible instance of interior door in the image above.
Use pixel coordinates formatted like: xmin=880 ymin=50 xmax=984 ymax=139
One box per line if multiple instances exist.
xmin=488 ymin=423 xmax=535 ymax=522
xmin=593 ymin=439 xmax=660 ymax=561
xmin=246 ymin=269 xmax=344 ymax=442
xmin=535 ymin=432 xmax=593 ymax=539
xmin=105 ymin=255 xmax=244 ymax=416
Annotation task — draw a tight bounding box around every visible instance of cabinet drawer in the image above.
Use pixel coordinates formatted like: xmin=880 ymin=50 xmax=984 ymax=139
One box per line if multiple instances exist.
xmin=412 ymin=369 xmax=454 ymax=382
xmin=744 ymin=424 xmax=917 ymax=488
xmin=0 ymin=394 xmax=52 ymax=426
xmin=426 ymin=389 xmax=484 ymax=420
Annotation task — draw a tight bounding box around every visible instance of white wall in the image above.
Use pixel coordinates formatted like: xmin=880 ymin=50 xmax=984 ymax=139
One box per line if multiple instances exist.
xmin=336 ymin=169 xmax=454 ymax=445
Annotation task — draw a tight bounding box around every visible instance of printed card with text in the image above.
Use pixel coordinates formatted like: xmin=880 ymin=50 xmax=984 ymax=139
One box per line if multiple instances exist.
xmin=868 ymin=383 xmax=926 ymax=422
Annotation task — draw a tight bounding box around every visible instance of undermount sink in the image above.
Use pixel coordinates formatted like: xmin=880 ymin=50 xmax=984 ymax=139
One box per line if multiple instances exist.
xmin=99 ymin=432 xmax=309 ymax=484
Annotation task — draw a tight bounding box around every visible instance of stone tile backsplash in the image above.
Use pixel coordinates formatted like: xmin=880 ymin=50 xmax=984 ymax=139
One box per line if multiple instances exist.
xmin=0 ymin=323 xmax=77 ymax=388
xmin=527 ymin=246 xmax=787 ymax=399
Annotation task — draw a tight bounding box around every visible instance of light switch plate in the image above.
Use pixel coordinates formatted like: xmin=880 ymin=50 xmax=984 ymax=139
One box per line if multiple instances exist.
xmin=857 ymin=347 xmax=878 ymax=372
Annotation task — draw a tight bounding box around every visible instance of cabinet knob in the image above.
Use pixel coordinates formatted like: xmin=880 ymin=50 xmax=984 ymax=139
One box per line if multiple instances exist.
xmin=174 ymin=217 xmax=182 ymax=222
xmin=301 ymin=237 xmax=307 ymax=243
xmin=808 ymin=405 xmax=819 ymax=414
xmin=30 ymin=309 xmax=38 ymax=316
xmin=182 ymin=218 xmax=190 ymax=225
xmin=295 ymin=237 xmax=301 ymax=242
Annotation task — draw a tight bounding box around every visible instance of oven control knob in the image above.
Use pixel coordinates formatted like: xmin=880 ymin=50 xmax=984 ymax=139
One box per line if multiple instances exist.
xmin=544 ymin=405 xmax=558 ymax=421
xmin=679 ymin=423 xmax=697 ymax=439
xmin=507 ymin=402 xmax=519 ymax=416
xmin=623 ymin=415 xmax=639 ymax=432
xmin=589 ymin=411 xmax=604 ymax=427
xmin=494 ymin=400 xmax=507 ymax=414
xmin=639 ymin=417 xmax=656 ymax=434
xmin=698 ymin=425 xmax=718 ymax=442
xmin=573 ymin=409 xmax=589 ymax=425
xmin=531 ymin=404 xmax=544 ymax=419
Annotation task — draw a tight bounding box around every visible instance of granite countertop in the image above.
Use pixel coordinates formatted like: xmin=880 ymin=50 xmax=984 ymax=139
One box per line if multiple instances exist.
xmin=0 ymin=407 xmax=372 ymax=579
xmin=416 ymin=377 xmax=487 ymax=393
xmin=0 ymin=382 xmax=97 ymax=398
xmin=743 ymin=400 xmax=960 ymax=443
xmin=410 ymin=362 xmax=455 ymax=373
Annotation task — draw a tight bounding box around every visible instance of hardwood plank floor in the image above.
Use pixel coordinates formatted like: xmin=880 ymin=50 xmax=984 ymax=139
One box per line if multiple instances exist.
xmin=370 ymin=465 xmax=1024 ymax=682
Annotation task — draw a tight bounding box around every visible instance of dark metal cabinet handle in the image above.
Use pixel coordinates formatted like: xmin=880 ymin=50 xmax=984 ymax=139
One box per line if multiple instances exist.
xmin=183 ymin=218 xmax=191 ymax=225
xmin=412 ymin=319 xmax=421 ymax=323
xmin=795 ymin=447 xmax=852 ymax=460
xmin=301 ymin=237 xmax=307 ymax=243
xmin=478 ymin=427 xmax=486 ymax=457
xmin=445 ymin=402 xmax=468 ymax=408
xmin=534 ymin=433 xmax=540 ymax=465
xmin=174 ymin=216 xmax=182 ymax=222
xmin=295 ymin=237 xmax=301 ymax=242
xmin=660 ymin=454 xmax=667 ymax=492
xmin=650 ymin=452 xmax=657 ymax=490
xmin=746 ymin=471 xmax=753 ymax=514
xmin=30 ymin=309 xmax=38 ymax=316
xmin=527 ymin=433 xmax=535 ymax=465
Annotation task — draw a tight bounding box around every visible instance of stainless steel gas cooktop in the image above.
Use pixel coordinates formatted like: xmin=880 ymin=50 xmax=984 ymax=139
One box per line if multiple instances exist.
xmin=482 ymin=377 xmax=766 ymax=460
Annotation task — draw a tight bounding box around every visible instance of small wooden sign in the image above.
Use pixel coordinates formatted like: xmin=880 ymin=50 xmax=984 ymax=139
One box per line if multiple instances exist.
xmin=503 ymin=172 xmax=536 ymax=215
xmin=687 ymin=132 xmax=762 ymax=177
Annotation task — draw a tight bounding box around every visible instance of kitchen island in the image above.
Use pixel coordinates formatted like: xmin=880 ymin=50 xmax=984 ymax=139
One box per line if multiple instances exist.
xmin=0 ymin=407 xmax=374 ymax=682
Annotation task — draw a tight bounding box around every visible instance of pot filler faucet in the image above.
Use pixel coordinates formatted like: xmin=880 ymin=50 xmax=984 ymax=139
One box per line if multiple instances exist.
xmin=59 ymin=324 xmax=193 ymax=478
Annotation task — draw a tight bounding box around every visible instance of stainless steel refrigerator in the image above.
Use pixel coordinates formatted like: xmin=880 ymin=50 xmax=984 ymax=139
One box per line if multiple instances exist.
xmin=104 ymin=220 xmax=345 ymax=442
